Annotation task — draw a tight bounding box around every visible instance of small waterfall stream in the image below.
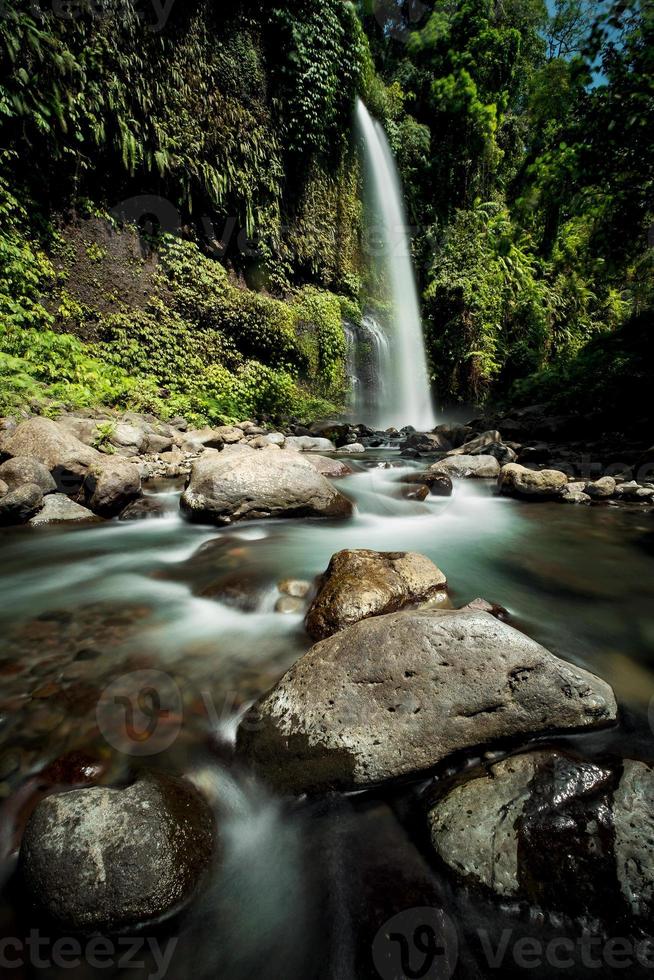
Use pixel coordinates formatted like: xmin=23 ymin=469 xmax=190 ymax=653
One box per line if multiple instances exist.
xmin=354 ymin=98 xmax=436 ymax=431
xmin=344 ymin=313 xmax=391 ymax=426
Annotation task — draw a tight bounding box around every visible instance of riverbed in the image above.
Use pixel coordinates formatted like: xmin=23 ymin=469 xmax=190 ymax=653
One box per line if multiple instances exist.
xmin=1 ymin=452 xmax=654 ymax=978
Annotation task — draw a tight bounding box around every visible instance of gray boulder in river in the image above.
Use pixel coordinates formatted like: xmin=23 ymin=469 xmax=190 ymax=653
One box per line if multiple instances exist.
xmin=20 ymin=774 xmax=214 ymax=932
xmin=431 ymin=455 xmax=500 ymax=479
xmin=305 ymin=549 xmax=448 ymax=640
xmin=0 ymin=455 xmax=57 ymax=494
xmin=428 ymin=751 xmax=654 ymax=922
xmin=181 ymin=449 xmax=353 ymax=525
xmin=0 ymin=417 xmax=141 ymax=515
xmin=237 ymin=608 xmax=617 ymax=792
xmin=498 ymin=462 xmax=568 ymax=499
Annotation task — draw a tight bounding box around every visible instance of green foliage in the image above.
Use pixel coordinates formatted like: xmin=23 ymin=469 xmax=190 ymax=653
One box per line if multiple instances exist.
xmin=92 ymin=421 xmax=116 ymax=454
xmin=292 ymin=287 xmax=348 ymax=398
xmin=362 ymin=0 xmax=652 ymax=407
xmin=0 ymin=322 xmax=156 ymax=417
xmin=511 ymin=309 xmax=653 ymax=427
xmin=267 ymin=0 xmax=368 ymax=158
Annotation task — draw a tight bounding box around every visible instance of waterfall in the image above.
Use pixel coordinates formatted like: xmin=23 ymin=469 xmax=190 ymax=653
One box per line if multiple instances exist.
xmin=354 ymin=98 xmax=436 ymax=431
xmin=344 ymin=314 xmax=392 ymax=426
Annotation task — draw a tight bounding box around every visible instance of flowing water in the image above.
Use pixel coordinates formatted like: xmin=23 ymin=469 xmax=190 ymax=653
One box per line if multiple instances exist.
xmin=344 ymin=314 xmax=392 ymax=425
xmin=2 ymin=458 xmax=654 ymax=977
xmin=354 ymin=100 xmax=436 ymax=431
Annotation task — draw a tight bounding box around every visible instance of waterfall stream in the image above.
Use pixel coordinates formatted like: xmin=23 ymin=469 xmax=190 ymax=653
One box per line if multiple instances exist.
xmin=354 ymin=99 xmax=436 ymax=431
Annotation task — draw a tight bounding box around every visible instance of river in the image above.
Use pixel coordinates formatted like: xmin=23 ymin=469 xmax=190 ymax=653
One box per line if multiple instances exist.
xmin=1 ymin=452 xmax=654 ymax=978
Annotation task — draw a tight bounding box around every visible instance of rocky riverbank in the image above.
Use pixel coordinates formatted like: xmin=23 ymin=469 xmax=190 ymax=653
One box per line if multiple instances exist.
xmin=1 ymin=406 xmax=653 ymax=529
xmin=2 ymin=406 xmax=654 ymax=966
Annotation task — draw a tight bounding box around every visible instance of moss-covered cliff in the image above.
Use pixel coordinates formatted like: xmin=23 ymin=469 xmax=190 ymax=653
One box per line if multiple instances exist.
xmin=0 ymin=0 xmax=372 ymax=422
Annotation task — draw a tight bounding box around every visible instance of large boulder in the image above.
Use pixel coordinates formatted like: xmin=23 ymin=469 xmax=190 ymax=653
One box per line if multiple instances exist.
xmin=82 ymin=456 xmax=141 ymax=517
xmin=447 ymin=430 xmax=502 ymax=455
xmin=428 ymin=752 xmax=654 ymax=923
xmin=0 ymin=417 xmax=98 ymax=495
xmin=29 ymin=493 xmax=97 ymax=525
xmin=401 ymin=471 xmax=453 ymax=496
xmin=284 ymin=435 xmax=336 ymax=453
xmin=584 ymin=476 xmax=617 ymax=499
xmin=0 ymin=456 xmax=56 ymax=494
xmin=431 ymin=423 xmax=474 ymax=450
xmin=334 ymin=443 xmax=365 ymax=455
xmin=0 ymin=483 xmax=43 ymax=525
xmin=401 ymin=432 xmax=444 ymax=454
xmin=181 ymin=449 xmax=353 ymax=526
xmin=56 ymin=416 xmax=101 ymax=446
xmin=108 ymin=422 xmax=148 ymax=457
xmin=237 ymin=609 xmax=617 ymax=792
xmin=20 ymin=774 xmax=214 ymax=932
xmin=430 ymin=455 xmax=500 ymax=479
xmin=305 ymin=550 xmax=448 ymax=640
xmin=309 ymin=420 xmax=353 ymax=446
xmin=498 ymin=463 xmax=568 ymax=499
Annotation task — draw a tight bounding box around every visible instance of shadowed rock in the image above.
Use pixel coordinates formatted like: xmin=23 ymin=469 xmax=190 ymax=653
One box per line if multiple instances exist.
xmin=0 ymin=483 xmax=43 ymax=525
xmin=0 ymin=456 xmax=56 ymax=494
xmin=429 ymin=751 xmax=654 ymax=923
xmin=20 ymin=774 xmax=215 ymax=932
xmin=237 ymin=609 xmax=617 ymax=793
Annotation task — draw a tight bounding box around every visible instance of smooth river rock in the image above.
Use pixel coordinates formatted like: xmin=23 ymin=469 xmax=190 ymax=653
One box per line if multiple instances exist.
xmin=305 ymin=549 xmax=448 ymax=640
xmin=181 ymin=449 xmax=353 ymax=525
xmin=237 ymin=609 xmax=617 ymax=792
xmin=584 ymin=476 xmax=617 ymax=499
xmin=82 ymin=456 xmax=141 ymax=517
xmin=0 ymin=483 xmax=43 ymax=525
xmin=20 ymin=774 xmax=214 ymax=932
xmin=447 ymin=430 xmax=502 ymax=456
xmin=304 ymin=454 xmax=352 ymax=478
xmin=498 ymin=463 xmax=568 ymax=499
xmin=430 ymin=455 xmax=500 ymax=479
xmin=0 ymin=455 xmax=57 ymax=494
xmin=429 ymin=752 xmax=654 ymax=922
xmin=284 ymin=435 xmax=336 ymax=453
xmin=29 ymin=493 xmax=97 ymax=525
xmin=0 ymin=417 xmax=97 ymax=494
xmin=0 ymin=418 xmax=141 ymax=514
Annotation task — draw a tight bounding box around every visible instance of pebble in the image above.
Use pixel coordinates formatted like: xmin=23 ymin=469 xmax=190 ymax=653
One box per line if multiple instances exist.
xmin=275 ymin=596 xmax=304 ymax=615
xmin=278 ymin=578 xmax=311 ymax=598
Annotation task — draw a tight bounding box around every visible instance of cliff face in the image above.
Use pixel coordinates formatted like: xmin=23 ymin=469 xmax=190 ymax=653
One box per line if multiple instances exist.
xmin=0 ymin=0 xmax=369 ymax=423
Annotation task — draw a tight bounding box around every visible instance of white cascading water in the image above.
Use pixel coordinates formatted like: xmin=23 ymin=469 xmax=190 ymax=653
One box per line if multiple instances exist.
xmin=344 ymin=313 xmax=392 ymax=425
xmin=354 ymin=98 xmax=436 ymax=431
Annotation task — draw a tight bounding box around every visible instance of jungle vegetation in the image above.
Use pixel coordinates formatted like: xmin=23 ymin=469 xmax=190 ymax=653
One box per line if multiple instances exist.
xmin=0 ymin=0 xmax=651 ymax=423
